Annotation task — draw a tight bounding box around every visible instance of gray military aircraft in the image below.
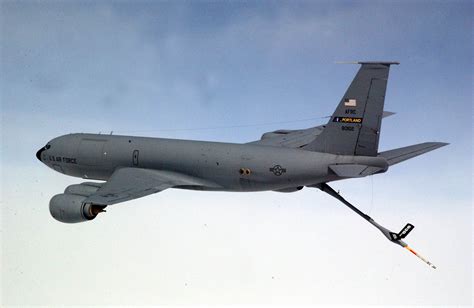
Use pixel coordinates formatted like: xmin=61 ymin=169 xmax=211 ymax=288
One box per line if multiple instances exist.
xmin=37 ymin=61 xmax=446 ymax=268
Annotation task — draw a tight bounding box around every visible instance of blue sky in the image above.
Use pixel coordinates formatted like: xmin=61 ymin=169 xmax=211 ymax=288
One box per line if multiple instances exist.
xmin=1 ymin=1 xmax=472 ymax=305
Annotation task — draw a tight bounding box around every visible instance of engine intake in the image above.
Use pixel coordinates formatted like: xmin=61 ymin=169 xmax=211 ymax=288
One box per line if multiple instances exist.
xmin=49 ymin=193 xmax=106 ymax=223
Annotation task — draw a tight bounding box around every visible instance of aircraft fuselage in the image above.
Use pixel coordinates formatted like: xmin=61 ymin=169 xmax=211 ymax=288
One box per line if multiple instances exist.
xmin=37 ymin=133 xmax=387 ymax=192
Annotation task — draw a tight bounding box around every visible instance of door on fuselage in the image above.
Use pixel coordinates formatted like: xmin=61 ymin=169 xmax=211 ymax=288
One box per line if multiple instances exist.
xmin=78 ymin=139 xmax=107 ymax=165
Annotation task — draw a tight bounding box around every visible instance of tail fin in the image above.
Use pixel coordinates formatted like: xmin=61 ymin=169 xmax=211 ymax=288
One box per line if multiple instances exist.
xmin=304 ymin=61 xmax=399 ymax=156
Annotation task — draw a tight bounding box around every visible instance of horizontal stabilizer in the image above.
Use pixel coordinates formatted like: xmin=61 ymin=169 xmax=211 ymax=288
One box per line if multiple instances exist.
xmin=382 ymin=111 xmax=396 ymax=118
xmin=378 ymin=142 xmax=448 ymax=166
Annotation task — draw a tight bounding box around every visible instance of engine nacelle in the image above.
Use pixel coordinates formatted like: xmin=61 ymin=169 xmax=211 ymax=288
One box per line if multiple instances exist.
xmin=49 ymin=193 xmax=106 ymax=223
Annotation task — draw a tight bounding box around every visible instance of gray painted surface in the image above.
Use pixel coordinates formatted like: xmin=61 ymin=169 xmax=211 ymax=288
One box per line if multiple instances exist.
xmin=36 ymin=62 xmax=447 ymax=225
xmin=378 ymin=142 xmax=449 ymax=166
xmin=303 ymin=62 xmax=396 ymax=155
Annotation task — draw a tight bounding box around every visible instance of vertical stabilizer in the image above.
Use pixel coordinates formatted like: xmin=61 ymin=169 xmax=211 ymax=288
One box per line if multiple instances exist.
xmin=304 ymin=62 xmax=399 ymax=156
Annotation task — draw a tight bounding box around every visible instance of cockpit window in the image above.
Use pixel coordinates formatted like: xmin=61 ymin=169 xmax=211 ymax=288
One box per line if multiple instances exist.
xmin=46 ymin=144 xmax=51 ymax=149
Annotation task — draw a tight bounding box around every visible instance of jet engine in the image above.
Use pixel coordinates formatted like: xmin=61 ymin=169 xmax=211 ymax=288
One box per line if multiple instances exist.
xmin=49 ymin=194 xmax=106 ymax=223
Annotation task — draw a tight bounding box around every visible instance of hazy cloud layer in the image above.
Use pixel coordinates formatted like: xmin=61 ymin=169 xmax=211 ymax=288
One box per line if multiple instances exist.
xmin=1 ymin=1 xmax=472 ymax=305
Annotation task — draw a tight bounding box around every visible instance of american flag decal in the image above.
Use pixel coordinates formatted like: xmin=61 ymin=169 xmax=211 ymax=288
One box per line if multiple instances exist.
xmin=344 ymin=99 xmax=357 ymax=107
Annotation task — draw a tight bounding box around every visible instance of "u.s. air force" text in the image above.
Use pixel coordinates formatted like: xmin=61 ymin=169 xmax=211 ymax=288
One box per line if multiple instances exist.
xmin=48 ymin=156 xmax=77 ymax=164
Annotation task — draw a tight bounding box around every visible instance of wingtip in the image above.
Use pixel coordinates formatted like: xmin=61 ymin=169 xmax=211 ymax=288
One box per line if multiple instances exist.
xmin=432 ymin=142 xmax=450 ymax=148
xmin=424 ymin=142 xmax=449 ymax=148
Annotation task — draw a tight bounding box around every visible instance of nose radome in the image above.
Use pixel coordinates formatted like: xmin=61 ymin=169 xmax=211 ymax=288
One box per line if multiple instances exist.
xmin=36 ymin=147 xmax=45 ymax=161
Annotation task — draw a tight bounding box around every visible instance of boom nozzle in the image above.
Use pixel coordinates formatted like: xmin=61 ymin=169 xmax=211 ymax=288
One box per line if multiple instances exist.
xmin=404 ymin=245 xmax=437 ymax=269
xmin=370 ymin=220 xmax=436 ymax=269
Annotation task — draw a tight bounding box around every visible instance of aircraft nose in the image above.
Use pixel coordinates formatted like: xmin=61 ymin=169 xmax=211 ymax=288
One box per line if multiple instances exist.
xmin=36 ymin=147 xmax=45 ymax=161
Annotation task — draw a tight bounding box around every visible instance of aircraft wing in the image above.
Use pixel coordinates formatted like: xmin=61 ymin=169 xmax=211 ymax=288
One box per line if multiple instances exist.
xmin=248 ymin=111 xmax=395 ymax=148
xmin=247 ymin=126 xmax=324 ymax=148
xmin=83 ymin=167 xmax=219 ymax=205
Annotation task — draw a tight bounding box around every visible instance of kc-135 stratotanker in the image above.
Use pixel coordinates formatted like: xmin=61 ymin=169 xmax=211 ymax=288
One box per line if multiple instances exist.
xmin=37 ymin=62 xmax=447 ymax=268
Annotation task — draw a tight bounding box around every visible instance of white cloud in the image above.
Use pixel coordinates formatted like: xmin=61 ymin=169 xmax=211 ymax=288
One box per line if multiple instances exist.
xmin=1 ymin=2 xmax=472 ymax=306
